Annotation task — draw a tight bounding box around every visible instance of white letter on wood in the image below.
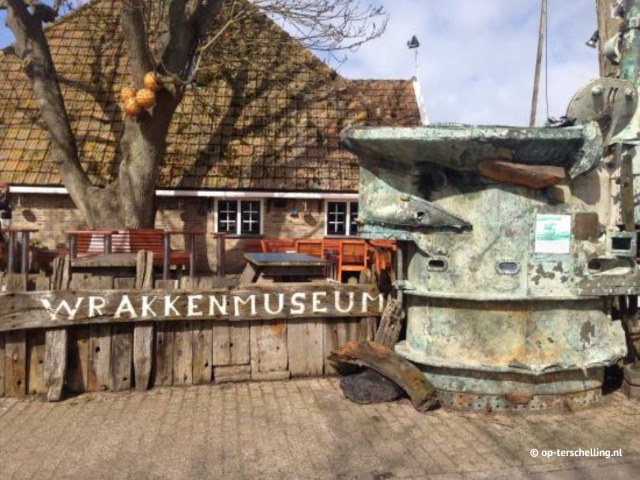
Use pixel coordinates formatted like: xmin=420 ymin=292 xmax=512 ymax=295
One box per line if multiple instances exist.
xmin=334 ymin=291 xmax=354 ymax=314
xmin=187 ymin=295 xmax=203 ymax=317
xmin=362 ymin=293 xmax=384 ymax=313
xmin=208 ymin=295 xmax=227 ymax=316
xmin=312 ymin=292 xmax=327 ymax=313
xmin=40 ymin=297 xmax=85 ymax=321
xmin=140 ymin=295 xmax=158 ymax=318
xmin=264 ymin=294 xmax=285 ymax=315
xmin=290 ymin=292 xmax=306 ymax=315
xmin=233 ymin=295 xmax=257 ymax=317
xmin=114 ymin=295 xmax=138 ymax=319
xmin=88 ymin=296 xmax=106 ymax=318
xmin=164 ymin=295 xmax=181 ymax=316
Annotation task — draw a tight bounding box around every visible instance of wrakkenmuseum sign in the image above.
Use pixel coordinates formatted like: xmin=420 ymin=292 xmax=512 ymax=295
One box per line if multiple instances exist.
xmin=0 ymin=284 xmax=385 ymax=332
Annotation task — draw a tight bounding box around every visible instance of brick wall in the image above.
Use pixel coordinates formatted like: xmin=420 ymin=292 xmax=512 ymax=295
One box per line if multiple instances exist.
xmin=9 ymin=194 xmax=342 ymax=273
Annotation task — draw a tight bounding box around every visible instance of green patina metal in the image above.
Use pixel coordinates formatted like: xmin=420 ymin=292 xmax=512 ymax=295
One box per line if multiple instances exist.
xmin=341 ymin=123 xmax=629 ymax=410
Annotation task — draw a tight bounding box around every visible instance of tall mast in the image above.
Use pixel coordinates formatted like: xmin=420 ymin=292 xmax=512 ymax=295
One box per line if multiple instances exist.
xmin=595 ymin=0 xmax=622 ymax=78
xmin=530 ymin=0 xmax=547 ymax=127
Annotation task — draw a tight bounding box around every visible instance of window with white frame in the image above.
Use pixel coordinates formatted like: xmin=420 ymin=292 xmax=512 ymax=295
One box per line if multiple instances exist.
xmin=326 ymin=201 xmax=358 ymax=236
xmin=217 ymin=200 xmax=262 ymax=235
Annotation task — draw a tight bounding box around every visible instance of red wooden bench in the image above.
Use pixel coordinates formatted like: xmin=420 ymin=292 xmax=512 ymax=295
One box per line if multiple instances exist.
xmin=67 ymin=229 xmax=192 ymax=277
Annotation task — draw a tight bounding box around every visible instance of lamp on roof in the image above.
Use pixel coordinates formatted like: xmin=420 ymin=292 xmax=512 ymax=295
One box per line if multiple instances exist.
xmin=407 ymin=35 xmax=420 ymax=49
xmin=585 ymin=30 xmax=599 ymax=48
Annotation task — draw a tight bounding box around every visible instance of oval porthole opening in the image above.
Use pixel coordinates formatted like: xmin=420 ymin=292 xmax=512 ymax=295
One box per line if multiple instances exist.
xmin=587 ymin=259 xmax=603 ymax=273
xmin=496 ymin=261 xmax=520 ymax=275
xmin=427 ymin=258 xmax=447 ymax=272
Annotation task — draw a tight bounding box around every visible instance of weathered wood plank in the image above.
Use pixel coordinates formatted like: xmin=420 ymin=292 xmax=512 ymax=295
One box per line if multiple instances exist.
xmin=0 ymin=333 xmax=5 ymax=396
xmin=212 ymin=321 xmax=250 ymax=366
xmin=66 ymin=326 xmax=89 ymax=394
xmin=288 ymin=319 xmax=324 ymax=377
xmin=5 ymin=274 xmax=27 ymax=293
xmin=0 ymin=284 xmax=384 ymax=332
xmin=51 ymin=255 xmax=71 ymax=291
xmin=110 ymin=324 xmax=133 ymax=391
xmin=374 ymin=297 xmax=403 ymax=347
xmin=154 ymin=323 xmax=174 ymax=386
xmin=212 ymin=323 xmax=231 ymax=366
xmin=192 ymin=277 xmax=213 ymax=384
xmin=193 ymin=321 xmax=213 ymax=384
xmin=173 ymin=321 xmax=193 ymax=386
xmin=135 ymin=251 xmax=155 ymax=290
xmin=133 ymin=254 xmax=155 ymax=391
xmin=214 ymin=365 xmax=250 ymax=383
xmin=250 ymin=320 xmax=288 ymax=379
xmin=86 ymin=276 xmax=113 ymax=393
xmin=133 ymin=323 xmax=154 ymax=391
xmin=34 ymin=275 xmax=50 ymax=292
xmin=329 ymin=340 xmax=438 ymax=412
xmin=87 ymin=324 xmax=112 ymax=392
xmin=44 ymin=328 xmax=67 ymax=401
xmin=324 ymin=319 xmax=353 ymax=375
xmin=5 ymin=330 xmax=27 ymax=397
xmin=27 ymin=330 xmax=46 ymax=395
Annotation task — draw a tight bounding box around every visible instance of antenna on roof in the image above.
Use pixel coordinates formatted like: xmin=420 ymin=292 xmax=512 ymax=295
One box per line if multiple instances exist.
xmin=407 ymin=35 xmax=420 ymax=79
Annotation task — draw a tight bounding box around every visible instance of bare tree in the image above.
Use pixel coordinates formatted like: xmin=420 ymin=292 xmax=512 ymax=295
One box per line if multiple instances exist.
xmin=0 ymin=0 xmax=387 ymax=228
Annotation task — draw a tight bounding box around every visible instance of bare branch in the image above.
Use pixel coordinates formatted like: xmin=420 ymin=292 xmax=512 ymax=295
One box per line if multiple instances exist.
xmin=4 ymin=0 xmax=91 ymax=214
xmin=253 ymin=0 xmax=388 ymax=54
xmin=121 ymin=0 xmax=154 ymax=86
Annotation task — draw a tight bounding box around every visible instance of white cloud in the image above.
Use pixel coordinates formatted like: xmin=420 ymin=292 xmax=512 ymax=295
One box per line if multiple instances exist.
xmin=339 ymin=0 xmax=601 ymax=126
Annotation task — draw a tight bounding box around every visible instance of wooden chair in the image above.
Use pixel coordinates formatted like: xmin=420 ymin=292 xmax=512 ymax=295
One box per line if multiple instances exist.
xmin=295 ymin=239 xmax=325 ymax=258
xmin=337 ymin=239 xmax=368 ymax=282
xmin=368 ymin=239 xmax=396 ymax=280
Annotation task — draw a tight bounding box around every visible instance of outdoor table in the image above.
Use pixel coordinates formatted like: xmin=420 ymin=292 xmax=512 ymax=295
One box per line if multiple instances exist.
xmin=239 ymin=252 xmax=329 ymax=284
xmin=0 ymin=228 xmax=39 ymax=274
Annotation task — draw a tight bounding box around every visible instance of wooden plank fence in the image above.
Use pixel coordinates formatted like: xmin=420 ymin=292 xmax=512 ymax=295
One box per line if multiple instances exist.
xmin=0 ymin=256 xmax=381 ymax=400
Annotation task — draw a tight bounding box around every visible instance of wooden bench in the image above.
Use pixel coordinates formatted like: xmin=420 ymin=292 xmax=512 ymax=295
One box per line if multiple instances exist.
xmin=67 ymin=229 xmax=192 ymax=277
xmin=129 ymin=229 xmax=189 ymax=270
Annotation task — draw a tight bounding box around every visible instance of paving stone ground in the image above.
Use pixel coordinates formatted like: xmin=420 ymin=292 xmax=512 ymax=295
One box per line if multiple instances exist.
xmin=2 ymin=378 xmax=640 ymax=479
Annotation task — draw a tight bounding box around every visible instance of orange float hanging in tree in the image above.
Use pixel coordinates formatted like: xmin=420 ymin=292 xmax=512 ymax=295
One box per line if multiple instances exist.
xmin=143 ymin=72 xmax=163 ymax=92
xmin=123 ymin=96 xmax=141 ymax=116
xmin=120 ymin=86 xmax=137 ymax=103
xmin=135 ymin=88 xmax=156 ymax=109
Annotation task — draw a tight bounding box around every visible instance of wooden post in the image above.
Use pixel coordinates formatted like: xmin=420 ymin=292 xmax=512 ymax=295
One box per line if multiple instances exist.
xmin=133 ymin=251 xmax=154 ymax=391
xmin=214 ymin=233 xmax=226 ymax=278
xmin=45 ymin=254 xmax=71 ymax=401
xmin=0 ymin=333 xmax=4 ymax=397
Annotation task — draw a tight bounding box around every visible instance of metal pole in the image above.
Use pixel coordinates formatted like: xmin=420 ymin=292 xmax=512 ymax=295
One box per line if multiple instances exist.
xmin=530 ymin=0 xmax=547 ymax=127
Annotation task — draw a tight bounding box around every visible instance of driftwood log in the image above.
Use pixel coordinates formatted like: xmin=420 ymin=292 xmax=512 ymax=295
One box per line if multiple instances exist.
xmin=329 ymin=340 xmax=438 ymax=412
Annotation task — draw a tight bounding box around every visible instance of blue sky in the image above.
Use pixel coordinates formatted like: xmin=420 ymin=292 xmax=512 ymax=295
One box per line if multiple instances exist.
xmin=1 ymin=1 xmax=600 ymax=126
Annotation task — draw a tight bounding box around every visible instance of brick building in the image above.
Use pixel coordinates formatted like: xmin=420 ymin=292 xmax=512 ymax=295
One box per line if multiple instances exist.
xmin=0 ymin=0 xmax=423 ymax=272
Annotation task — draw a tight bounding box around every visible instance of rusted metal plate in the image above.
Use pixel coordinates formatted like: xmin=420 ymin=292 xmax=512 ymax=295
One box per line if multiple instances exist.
xmin=342 ymin=124 xmax=593 ymax=172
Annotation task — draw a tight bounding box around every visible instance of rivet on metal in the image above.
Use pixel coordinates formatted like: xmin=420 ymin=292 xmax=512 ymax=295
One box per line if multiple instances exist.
xmin=591 ymin=86 xmax=604 ymax=95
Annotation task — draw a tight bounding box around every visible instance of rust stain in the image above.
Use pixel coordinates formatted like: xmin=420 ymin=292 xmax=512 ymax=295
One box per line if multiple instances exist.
xmin=271 ymin=322 xmax=286 ymax=336
xmin=506 ymin=391 xmax=534 ymax=405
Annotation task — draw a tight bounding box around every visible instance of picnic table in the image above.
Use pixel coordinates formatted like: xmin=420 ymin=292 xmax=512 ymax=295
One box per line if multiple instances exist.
xmin=239 ymin=252 xmax=329 ymax=284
